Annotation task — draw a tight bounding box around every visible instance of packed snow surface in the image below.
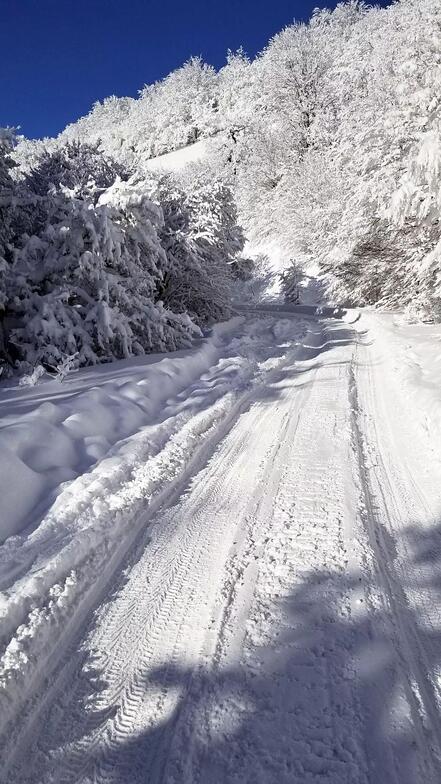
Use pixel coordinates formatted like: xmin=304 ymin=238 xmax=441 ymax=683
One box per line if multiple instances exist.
xmin=2 ymin=307 xmax=441 ymax=783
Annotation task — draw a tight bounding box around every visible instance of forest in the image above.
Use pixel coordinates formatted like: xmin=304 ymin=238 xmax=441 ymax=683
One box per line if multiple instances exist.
xmin=1 ymin=0 xmax=440 ymax=375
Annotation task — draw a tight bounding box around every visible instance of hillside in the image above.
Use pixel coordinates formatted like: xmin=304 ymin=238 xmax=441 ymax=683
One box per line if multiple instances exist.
xmin=12 ymin=0 xmax=441 ymax=321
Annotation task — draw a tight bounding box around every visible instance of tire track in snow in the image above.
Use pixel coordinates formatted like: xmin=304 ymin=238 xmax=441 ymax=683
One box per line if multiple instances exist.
xmin=35 ymin=378 xmax=310 ymax=783
xmin=349 ymin=330 xmax=441 ymax=783
xmin=160 ymin=326 xmax=371 ymax=784
xmin=8 ymin=314 xmax=431 ymax=784
xmin=1 ymin=316 xmax=315 ymax=783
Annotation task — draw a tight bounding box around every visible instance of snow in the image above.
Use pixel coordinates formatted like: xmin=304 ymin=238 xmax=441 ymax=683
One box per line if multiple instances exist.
xmin=2 ymin=306 xmax=441 ymax=783
xmin=0 ymin=447 xmax=47 ymax=540
xmin=143 ymin=139 xmax=208 ymax=174
xmin=12 ymin=0 xmax=441 ymax=323
xmin=360 ymin=311 xmax=441 ymax=448
xmin=0 ymin=318 xmax=242 ymax=541
xmin=3 ymin=0 xmax=441 ymax=775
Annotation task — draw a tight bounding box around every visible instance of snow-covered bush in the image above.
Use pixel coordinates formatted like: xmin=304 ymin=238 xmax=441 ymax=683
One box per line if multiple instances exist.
xmin=0 ymin=128 xmax=251 ymax=378
xmin=24 ymin=141 xmax=130 ymax=203
xmin=157 ymin=172 xmax=245 ymax=324
xmin=384 ymin=122 xmax=441 ymax=319
xmin=0 ymin=131 xmax=15 ymax=310
xmin=52 ymin=353 xmax=79 ymax=382
xmin=229 ymin=255 xmax=254 ymax=282
xmin=0 ymin=129 xmax=22 ymax=371
xmin=280 ymin=263 xmax=303 ymax=304
xmin=6 ymin=143 xmax=200 ymax=370
xmin=18 ymin=363 xmax=45 ymax=386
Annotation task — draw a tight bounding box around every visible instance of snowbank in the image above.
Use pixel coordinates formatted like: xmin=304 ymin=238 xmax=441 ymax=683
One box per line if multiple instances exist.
xmin=0 ymin=318 xmax=241 ymax=542
xmin=358 ymin=311 xmax=441 ymax=451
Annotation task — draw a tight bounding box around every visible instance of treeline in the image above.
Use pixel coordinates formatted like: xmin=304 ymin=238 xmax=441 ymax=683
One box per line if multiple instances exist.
xmin=21 ymin=0 xmax=438 ymax=320
xmin=3 ymin=0 xmax=441 ymax=379
xmin=227 ymin=0 xmax=441 ymax=319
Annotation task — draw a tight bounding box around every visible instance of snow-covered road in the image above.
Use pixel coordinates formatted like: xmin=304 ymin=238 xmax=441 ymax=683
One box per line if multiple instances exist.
xmin=2 ymin=311 xmax=441 ymax=783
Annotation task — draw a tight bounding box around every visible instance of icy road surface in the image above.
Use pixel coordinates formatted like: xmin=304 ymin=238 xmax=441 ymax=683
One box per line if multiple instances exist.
xmin=2 ymin=311 xmax=441 ymax=783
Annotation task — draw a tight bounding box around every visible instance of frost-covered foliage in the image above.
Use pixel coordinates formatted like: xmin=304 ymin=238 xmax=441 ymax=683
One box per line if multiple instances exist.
xmin=35 ymin=58 xmax=221 ymax=171
xmin=24 ymin=141 xmax=130 ymax=202
xmin=280 ymin=264 xmax=303 ymax=304
xmin=0 ymin=140 xmax=246 ymax=374
xmin=0 ymin=129 xmax=26 ymax=370
xmin=156 ymin=172 xmax=245 ymax=323
xmin=236 ymin=0 xmax=441 ymax=319
xmin=0 ymin=130 xmax=16 ymax=310
xmin=11 ymin=181 xmax=194 ymax=368
xmin=9 ymin=0 xmax=441 ymax=327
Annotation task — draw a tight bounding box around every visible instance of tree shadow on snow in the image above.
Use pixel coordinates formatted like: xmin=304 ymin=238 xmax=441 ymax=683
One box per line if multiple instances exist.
xmin=26 ymin=520 xmax=441 ymax=784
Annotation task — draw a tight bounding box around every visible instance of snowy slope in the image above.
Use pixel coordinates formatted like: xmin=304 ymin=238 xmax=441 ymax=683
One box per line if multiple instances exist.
xmin=143 ymin=139 xmax=208 ymax=173
xmin=2 ymin=308 xmax=441 ymax=782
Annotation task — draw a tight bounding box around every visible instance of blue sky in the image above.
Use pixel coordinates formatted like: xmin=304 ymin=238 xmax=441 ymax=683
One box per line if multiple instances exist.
xmin=1 ymin=0 xmax=392 ymax=139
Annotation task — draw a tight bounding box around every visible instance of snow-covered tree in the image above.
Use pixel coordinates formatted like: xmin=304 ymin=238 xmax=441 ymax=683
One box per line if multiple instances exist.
xmin=157 ymin=171 xmax=245 ymax=324
xmin=0 ymin=130 xmax=18 ymax=368
xmin=6 ymin=0 xmax=441 ymax=355
xmin=7 ymin=144 xmax=199 ymax=369
xmin=25 ymin=141 xmax=130 ymax=203
xmin=0 ymin=130 xmax=16 ymax=301
xmin=280 ymin=263 xmax=303 ymax=304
